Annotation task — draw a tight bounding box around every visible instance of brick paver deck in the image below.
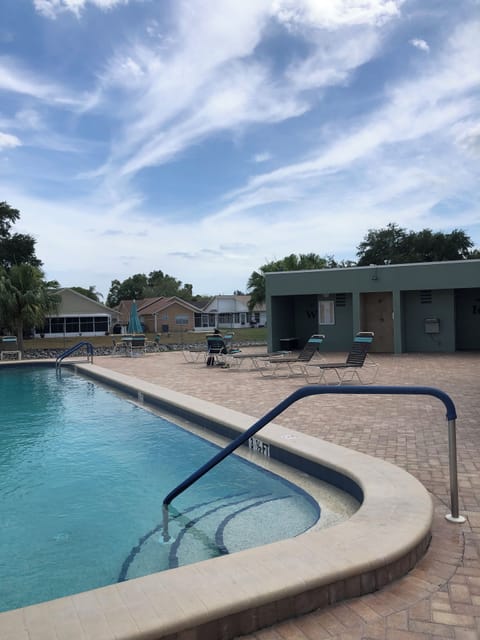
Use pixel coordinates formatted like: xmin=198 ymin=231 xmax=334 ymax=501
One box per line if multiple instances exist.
xmin=97 ymin=349 xmax=480 ymax=639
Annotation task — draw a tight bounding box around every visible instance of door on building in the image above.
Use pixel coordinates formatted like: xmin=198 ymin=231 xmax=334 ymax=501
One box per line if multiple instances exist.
xmin=455 ymin=288 xmax=480 ymax=350
xmin=360 ymin=292 xmax=394 ymax=353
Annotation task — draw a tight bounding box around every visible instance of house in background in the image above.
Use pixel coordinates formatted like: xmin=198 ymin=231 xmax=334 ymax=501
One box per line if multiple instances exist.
xmin=139 ymin=297 xmax=203 ymax=333
xmin=36 ymin=288 xmax=120 ymax=338
xmin=265 ymin=259 xmax=480 ymax=354
xmin=196 ymin=295 xmax=267 ymax=330
xmin=115 ymin=297 xmax=202 ymax=333
xmin=114 ymin=295 xmax=267 ymax=334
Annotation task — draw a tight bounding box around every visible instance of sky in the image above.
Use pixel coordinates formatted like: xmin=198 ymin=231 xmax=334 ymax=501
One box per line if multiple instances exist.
xmin=0 ymin=0 xmax=479 ymax=300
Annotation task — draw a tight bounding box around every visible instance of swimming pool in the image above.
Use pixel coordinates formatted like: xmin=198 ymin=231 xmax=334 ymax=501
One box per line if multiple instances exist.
xmin=0 ymin=365 xmax=353 ymax=612
xmin=0 ymin=360 xmax=433 ymax=640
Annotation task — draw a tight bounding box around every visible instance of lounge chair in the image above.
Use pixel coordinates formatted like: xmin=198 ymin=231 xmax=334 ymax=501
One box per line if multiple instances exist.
xmin=205 ymin=334 xmax=240 ymax=367
xmin=303 ymin=331 xmax=377 ymax=385
xmin=183 ymin=344 xmax=207 ymax=363
xmin=231 ymin=348 xmax=291 ymax=369
xmin=253 ymin=334 xmax=325 ymax=377
xmin=0 ymin=336 xmax=21 ymax=361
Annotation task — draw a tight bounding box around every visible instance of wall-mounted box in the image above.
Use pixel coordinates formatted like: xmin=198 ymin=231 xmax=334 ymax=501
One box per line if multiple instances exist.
xmin=424 ymin=318 xmax=440 ymax=334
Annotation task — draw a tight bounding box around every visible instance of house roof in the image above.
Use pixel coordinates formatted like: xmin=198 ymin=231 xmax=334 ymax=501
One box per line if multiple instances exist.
xmin=138 ymin=297 xmax=202 ymax=314
xmin=58 ymin=288 xmax=119 ymax=315
xmin=116 ymin=297 xmax=203 ymax=323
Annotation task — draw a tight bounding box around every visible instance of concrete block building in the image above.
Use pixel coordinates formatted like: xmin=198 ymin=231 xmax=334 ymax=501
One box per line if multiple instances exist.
xmin=265 ymin=260 xmax=480 ymax=354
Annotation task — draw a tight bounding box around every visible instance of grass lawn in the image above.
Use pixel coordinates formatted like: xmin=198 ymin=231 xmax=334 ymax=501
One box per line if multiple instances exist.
xmin=23 ymin=327 xmax=267 ymax=351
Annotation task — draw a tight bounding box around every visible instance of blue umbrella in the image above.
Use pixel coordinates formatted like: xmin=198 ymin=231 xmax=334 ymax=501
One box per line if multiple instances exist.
xmin=127 ymin=300 xmax=143 ymax=334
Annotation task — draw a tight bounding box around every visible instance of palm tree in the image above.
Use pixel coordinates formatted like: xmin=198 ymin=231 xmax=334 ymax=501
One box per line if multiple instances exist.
xmin=0 ymin=264 xmax=60 ymax=353
xmin=247 ymin=253 xmax=329 ymax=311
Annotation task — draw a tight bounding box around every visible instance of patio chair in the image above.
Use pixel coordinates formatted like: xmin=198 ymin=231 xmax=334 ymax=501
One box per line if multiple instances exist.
xmin=231 ymin=348 xmax=291 ymax=369
xmin=183 ymin=343 xmax=207 ymax=363
xmin=253 ymin=334 xmax=325 ymax=377
xmin=0 ymin=336 xmax=21 ymax=361
xmin=129 ymin=335 xmax=147 ymax=356
xmin=205 ymin=335 xmax=240 ymax=367
xmin=303 ymin=331 xmax=378 ymax=385
xmin=114 ymin=335 xmax=146 ymax=357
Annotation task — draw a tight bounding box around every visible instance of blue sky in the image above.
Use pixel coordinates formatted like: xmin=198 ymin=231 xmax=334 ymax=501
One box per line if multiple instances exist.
xmin=0 ymin=0 xmax=479 ymax=299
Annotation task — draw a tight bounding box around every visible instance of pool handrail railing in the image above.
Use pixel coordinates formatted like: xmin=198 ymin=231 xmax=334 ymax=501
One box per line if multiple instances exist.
xmin=162 ymin=385 xmax=465 ymax=526
xmin=55 ymin=341 xmax=94 ymax=369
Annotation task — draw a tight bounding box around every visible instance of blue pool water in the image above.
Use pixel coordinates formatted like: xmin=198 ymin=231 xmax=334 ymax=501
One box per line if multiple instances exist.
xmin=0 ymin=366 xmax=320 ymax=612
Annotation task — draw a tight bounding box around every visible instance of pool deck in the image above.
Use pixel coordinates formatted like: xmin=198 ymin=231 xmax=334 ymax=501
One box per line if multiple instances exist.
xmin=2 ymin=349 xmax=480 ymax=639
xmin=96 ymin=349 xmax=480 ymax=639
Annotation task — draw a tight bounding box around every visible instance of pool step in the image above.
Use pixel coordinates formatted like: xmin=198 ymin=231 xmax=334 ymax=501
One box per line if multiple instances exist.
xmin=120 ymin=493 xmax=263 ymax=581
xmin=172 ymin=493 xmax=284 ymax=568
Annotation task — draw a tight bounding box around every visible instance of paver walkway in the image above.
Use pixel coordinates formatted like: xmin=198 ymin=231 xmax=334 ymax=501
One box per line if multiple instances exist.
xmin=97 ymin=350 xmax=480 ymax=639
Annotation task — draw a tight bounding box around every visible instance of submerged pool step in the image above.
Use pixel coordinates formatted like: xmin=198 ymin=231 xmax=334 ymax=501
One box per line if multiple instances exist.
xmin=172 ymin=493 xmax=284 ymax=568
xmin=218 ymin=495 xmax=303 ymax=554
xmin=120 ymin=493 xmax=267 ymax=581
xmin=121 ymin=489 xmax=316 ymax=582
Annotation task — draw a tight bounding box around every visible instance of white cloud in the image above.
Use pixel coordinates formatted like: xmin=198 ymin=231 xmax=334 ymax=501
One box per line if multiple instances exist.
xmin=15 ymin=109 xmax=44 ymax=131
xmin=0 ymin=132 xmax=21 ymax=149
xmin=33 ymin=0 xmax=130 ymax=18
xmin=272 ymin=0 xmax=403 ymax=29
xmin=454 ymin=121 xmax=480 ymax=156
xmin=0 ymin=56 xmax=83 ymax=106
xmin=285 ymin=28 xmax=380 ymax=91
xmin=92 ymin=0 xmax=403 ymax=184
xmin=117 ymin=61 xmax=308 ymax=177
xmin=409 ymin=38 xmax=430 ymax=52
xmin=225 ymin=20 xmax=480 ymax=206
xmin=253 ymin=152 xmax=272 ymax=163
xmin=100 ymin=52 xmax=147 ymax=91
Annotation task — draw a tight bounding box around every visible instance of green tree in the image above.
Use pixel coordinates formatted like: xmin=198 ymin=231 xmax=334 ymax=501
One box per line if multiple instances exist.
xmin=106 ymin=271 xmax=195 ymax=306
xmin=106 ymin=279 xmax=121 ymax=307
xmin=106 ymin=274 xmax=148 ymax=307
xmin=0 ymin=201 xmax=42 ymax=269
xmin=356 ymin=223 xmax=475 ymax=265
xmin=247 ymin=253 xmax=331 ymax=311
xmin=144 ymin=270 xmax=192 ymax=299
xmin=246 ymin=270 xmax=267 ymax=312
xmin=356 ymin=223 xmax=410 ymax=265
xmin=0 ymin=264 xmax=60 ymax=352
xmin=180 ymin=283 xmax=193 ymax=300
xmin=409 ymin=229 xmax=474 ymax=262
xmin=0 ymin=201 xmax=19 ymax=236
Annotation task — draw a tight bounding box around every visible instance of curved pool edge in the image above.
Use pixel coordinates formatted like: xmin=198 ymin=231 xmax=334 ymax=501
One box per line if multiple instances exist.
xmin=0 ymin=361 xmax=433 ymax=640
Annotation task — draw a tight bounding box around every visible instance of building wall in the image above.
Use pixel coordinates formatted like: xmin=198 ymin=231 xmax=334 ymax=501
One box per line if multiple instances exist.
xmin=275 ymin=294 xmax=354 ymax=351
xmin=403 ymin=289 xmax=456 ymax=352
xmin=325 ymin=294 xmax=354 ymax=350
xmin=266 ymin=260 xmax=480 ymax=354
xmin=293 ymin=295 xmax=318 ymax=345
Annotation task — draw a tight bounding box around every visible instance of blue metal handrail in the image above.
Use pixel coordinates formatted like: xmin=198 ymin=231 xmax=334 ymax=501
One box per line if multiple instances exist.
xmin=55 ymin=341 xmax=94 ymax=369
xmin=163 ymin=385 xmax=464 ymax=526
